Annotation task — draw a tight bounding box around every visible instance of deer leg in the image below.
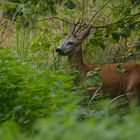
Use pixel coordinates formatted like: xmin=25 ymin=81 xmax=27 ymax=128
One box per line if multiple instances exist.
xmin=126 ymin=69 xmax=140 ymax=103
xmin=126 ymin=78 xmax=136 ymax=102
xmin=126 ymin=79 xmax=140 ymax=103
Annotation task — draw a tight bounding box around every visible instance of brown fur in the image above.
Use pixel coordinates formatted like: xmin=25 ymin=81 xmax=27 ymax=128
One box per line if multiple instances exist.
xmin=68 ymin=47 xmax=140 ymax=101
xmin=87 ymin=63 xmax=140 ymax=98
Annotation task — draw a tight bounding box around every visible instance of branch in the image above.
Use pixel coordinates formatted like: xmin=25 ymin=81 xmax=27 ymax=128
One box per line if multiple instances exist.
xmin=2 ymin=10 xmax=140 ymax=30
xmin=36 ymin=16 xmax=73 ymax=25
xmin=88 ymin=0 xmax=113 ymax=25
xmin=42 ymin=11 xmax=140 ymax=29
xmin=91 ymin=10 xmax=140 ymax=29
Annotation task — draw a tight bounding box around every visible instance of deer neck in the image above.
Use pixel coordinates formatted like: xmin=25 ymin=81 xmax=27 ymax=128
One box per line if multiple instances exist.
xmin=68 ymin=47 xmax=88 ymax=73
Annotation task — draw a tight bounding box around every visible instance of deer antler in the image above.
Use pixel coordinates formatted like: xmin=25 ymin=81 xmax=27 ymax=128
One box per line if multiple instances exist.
xmin=71 ymin=18 xmax=88 ymax=37
xmin=71 ymin=20 xmax=80 ymax=36
xmin=74 ymin=23 xmax=86 ymax=36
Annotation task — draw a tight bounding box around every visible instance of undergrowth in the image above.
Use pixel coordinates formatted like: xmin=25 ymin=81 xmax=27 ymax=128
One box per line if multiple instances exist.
xmin=0 ymin=48 xmax=140 ymax=140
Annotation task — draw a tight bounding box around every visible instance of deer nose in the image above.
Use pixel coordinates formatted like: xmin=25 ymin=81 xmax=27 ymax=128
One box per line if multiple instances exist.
xmin=55 ymin=48 xmax=65 ymax=55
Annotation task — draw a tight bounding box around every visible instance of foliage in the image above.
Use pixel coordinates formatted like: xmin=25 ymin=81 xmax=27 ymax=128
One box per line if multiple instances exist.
xmin=1 ymin=0 xmax=140 ymax=62
xmin=1 ymin=106 xmax=140 ymax=140
xmin=0 ymin=49 xmax=78 ymax=129
xmin=0 ymin=0 xmax=140 ymax=140
xmin=27 ymin=109 xmax=140 ymax=140
xmin=2 ymin=0 xmax=56 ymax=26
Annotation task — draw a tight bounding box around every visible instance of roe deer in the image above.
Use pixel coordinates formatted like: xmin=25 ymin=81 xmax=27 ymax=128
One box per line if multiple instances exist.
xmin=56 ymin=23 xmax=140 ymax=102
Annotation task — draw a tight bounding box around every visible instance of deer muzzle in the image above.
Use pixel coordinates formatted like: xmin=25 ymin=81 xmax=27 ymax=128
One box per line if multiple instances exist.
xmin=55 ymin=48 xmax=65 ymax=55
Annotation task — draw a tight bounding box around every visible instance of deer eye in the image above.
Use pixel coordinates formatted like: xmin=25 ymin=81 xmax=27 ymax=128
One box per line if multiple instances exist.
xmin=67 ymin=42 xmax=74 ymax=45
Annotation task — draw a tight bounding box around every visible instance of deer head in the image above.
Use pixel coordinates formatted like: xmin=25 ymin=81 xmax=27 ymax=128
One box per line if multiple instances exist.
xmin=56 ymin=23 xmax=92 ymax=56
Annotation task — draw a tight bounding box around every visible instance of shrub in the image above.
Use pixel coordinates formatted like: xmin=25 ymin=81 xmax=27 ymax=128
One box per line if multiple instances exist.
xmin=1 ymin=108 xmax=140 ymax=140
xmin=0 ymin=49 xmax=77 ymax=129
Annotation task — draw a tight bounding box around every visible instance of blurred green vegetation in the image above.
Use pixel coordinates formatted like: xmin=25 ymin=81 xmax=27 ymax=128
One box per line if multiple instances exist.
xmin=0 ymin=0 xmax=140 ymax=140
xmin=0 ymin=49 xmax=79 ymax=130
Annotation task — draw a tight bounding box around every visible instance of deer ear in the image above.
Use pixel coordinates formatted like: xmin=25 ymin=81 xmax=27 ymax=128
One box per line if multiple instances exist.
xmin=77 ymin=25 xmax=92 ymax=40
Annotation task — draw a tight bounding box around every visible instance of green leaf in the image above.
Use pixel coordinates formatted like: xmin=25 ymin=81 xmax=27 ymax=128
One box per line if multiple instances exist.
xmin=112 ymin=32 xmax=120 ymax=43
xmin=0 ymin=5 xmax=10 ymax=10
xmin=134 ymin=41 xmax=140 ymax=52
xmin=65 ymin=0 xmax=76 ymax=9
xmin=4 ymin=1 xmax=18 ymax=9
xmin=116 ymin=64 xmax=126 ymax=73
xmin=99 ymin=42 xmax=106 ymax=49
